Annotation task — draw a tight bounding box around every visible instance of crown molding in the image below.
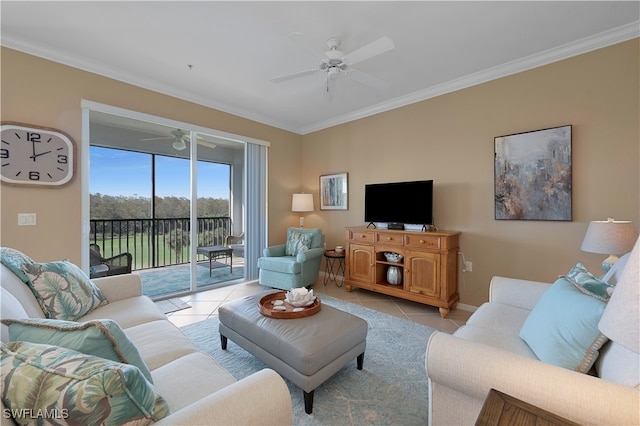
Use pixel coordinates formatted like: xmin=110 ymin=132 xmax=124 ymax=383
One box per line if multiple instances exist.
xmin=0 ymin=36 xmax=302 ymax=134
xmin=299 ymin=21 xmax=640 ymax=135
xmin=3 ymin=20 xmax=638 ymax=136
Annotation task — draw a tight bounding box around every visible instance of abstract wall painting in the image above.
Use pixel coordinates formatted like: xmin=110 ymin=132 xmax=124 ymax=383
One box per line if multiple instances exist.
xmin=320 ymin=172 xmax=348 ymax=210
xmin=494 ymin=125 xmax=572 ymax=221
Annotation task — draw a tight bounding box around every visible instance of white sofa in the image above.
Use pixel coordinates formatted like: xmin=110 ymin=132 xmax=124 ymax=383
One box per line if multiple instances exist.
xmin=426 ymin=251 xmax=639 ymax=425
xmin=1 ymin=262 xmax=293 ymax=425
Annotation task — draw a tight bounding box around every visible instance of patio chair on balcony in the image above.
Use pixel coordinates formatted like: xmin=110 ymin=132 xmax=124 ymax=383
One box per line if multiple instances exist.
xmin=89 ymin=244 xmax=133 ymax=278
xmin=225 ymin=232 xmax=244 ymax=257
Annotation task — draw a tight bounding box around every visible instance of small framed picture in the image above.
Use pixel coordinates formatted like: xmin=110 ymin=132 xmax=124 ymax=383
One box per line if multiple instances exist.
xmin=320 ymin=172 xmax=348 ymax=210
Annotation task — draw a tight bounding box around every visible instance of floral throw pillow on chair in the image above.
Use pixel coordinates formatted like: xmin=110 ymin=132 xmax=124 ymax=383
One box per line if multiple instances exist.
xmin=285 ymin=232 xmax=313 ymax=256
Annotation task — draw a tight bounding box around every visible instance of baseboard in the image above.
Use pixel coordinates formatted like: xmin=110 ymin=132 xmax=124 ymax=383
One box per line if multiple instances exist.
xmin=456 ymin=302 xmax=477 ymax=313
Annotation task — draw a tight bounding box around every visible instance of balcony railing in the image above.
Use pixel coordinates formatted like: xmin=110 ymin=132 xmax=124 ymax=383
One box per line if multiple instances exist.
xmin=89 ymin=216 xmax=231 ymax=271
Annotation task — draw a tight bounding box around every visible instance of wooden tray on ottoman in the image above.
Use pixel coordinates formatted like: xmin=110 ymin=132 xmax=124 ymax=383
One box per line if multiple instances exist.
xmin=259 ymin=291 xmax=321 ymax=319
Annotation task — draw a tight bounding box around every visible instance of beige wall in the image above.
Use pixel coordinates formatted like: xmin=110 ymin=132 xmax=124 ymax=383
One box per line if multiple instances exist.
xmin=0 ymin=47 xmax=302 ymax=264
xmin=2 ymin=40 xmax=638 ymax=307
xmin=301 ymin=39 xmax=639 ymax=307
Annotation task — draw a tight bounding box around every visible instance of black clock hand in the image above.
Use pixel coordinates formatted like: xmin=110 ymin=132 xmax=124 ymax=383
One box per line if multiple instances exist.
xmin=31 ymin=140 xmax=37 ymax=162
xmin=29 ymin=150 xmax=52 ymax=160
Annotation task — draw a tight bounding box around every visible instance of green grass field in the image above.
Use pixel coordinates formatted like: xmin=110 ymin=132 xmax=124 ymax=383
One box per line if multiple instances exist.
xmin=94 ymin=233 xmax=196 ymax=270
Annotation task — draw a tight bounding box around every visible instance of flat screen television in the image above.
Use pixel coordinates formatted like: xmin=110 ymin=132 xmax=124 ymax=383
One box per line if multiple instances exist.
xmin=364 ymin=180 xmax=433 ymax=229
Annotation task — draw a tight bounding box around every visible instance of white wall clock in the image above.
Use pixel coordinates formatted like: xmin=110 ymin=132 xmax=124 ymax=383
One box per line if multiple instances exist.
xmin=1 ymin=123 xmax=75 ymax=187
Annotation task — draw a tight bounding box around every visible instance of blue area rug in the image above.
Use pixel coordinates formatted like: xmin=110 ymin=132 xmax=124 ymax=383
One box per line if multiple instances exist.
xmin=154 ymin=298 xmax=191 ymax=315
xmin=180 ymin=295 xmax=436 ymax=425
xmin=138 ymin=263 xmax=244 ymax=298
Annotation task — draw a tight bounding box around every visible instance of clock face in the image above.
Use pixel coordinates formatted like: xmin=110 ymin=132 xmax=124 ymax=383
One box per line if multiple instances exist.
xmin=1 ymin=124 xmax=74 ymax=186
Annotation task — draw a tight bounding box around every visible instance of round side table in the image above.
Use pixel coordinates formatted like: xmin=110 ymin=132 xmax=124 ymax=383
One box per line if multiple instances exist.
xmin=324 ymin=250 xmax=346 ymax=287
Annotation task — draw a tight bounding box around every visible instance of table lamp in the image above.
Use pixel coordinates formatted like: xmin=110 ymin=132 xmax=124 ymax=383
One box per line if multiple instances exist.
xmin=598 ymin=235 xmax=639 ymax=354
xmin=292 ymin=193 xmax=314 ymax=227
xmin=581 ymin=218 xmax=638 ymax=272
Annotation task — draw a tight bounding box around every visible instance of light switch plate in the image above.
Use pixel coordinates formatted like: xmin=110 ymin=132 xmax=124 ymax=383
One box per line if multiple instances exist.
xmin=18 ymin=213 xmax=36 ymax=226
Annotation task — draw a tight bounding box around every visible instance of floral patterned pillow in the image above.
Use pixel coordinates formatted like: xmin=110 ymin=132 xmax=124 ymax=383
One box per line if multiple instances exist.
xmin=21 ymin=260 xmax=108 ymax=320
xmin=1 ymin=341 xmax=170 ymax=425
xmin=564 ymin=263 xmax=614 ymax=302
xmin=285 ymin=231 xmax=313 ymax=256
xmin=0 ymin=247 xmax=35 ymax=284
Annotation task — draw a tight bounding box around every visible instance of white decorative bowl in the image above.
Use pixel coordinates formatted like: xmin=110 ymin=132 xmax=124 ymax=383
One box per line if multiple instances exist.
xmin=384 ymin=252 xmax=403 ymax=263
xmin=335 ymin=246 xmax=344 ymax=253
xmin=285 ymin=288 xmax=316 ymax=307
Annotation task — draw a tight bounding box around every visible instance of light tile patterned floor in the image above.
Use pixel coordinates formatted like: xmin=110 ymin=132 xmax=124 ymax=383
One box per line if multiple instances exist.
xmin=163 ymin=278 xmax=472 ymax=332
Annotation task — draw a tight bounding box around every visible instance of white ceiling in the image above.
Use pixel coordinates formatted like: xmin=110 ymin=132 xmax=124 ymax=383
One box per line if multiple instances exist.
xmin=2 ymin=1 xmax=639 ymax=135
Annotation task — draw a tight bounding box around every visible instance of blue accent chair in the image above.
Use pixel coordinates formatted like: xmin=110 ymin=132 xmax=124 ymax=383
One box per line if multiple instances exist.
xmin=258 ymin=227 xmax=325 ymax=290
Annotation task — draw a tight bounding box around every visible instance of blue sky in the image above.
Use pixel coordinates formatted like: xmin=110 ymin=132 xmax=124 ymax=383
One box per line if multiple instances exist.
xmin=90 ymin=146 xmax=230 ymax=199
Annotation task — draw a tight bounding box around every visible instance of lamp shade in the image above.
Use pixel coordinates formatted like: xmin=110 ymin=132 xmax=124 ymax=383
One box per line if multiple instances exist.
xmin=598 ymin=236 xmax=640 ymax=353
xmin=292 ymin=193 xmax=314 ymax=212
xmin=581 ymin=219 xmax=638 ymax=255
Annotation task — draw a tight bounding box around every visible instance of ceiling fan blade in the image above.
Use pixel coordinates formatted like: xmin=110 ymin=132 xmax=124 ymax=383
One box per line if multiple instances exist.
xmin=197 ymin=140 xmax=217 ymax=150
xmin=140 ymin=136 xmax=172 ymax=141
xmin=288 ymin=32 xmax=329 ymax=64
xmin=271 ymin=69 xmax=321 ymax=83
xmin=344 ymin=69 xmax=386 ymax=89
xmin=342 ymin=36 xmax=394 ymax=66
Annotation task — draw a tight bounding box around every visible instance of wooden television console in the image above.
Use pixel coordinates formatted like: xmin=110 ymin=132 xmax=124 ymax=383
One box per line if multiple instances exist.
xmin=344 ymin=226 xmax=460 ymax=318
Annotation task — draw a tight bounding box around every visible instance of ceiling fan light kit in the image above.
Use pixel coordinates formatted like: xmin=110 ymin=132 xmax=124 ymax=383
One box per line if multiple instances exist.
xmin=272 ymin=33 xmax=395 ymax=98
xmin=172 ymin=139 xmax=186 ymax=151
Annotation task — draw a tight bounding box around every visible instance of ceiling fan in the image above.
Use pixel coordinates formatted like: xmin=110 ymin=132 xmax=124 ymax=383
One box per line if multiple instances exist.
xmin=141 ymin=129 xmax=217 ymax=151
xmin=272 ymin=33 xmax=395 ymax=98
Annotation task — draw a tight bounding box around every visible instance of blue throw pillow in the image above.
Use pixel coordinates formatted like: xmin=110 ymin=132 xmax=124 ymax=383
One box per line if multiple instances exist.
xmin=2 ymin=318 xmax=153 ymax=383
xmin=520 ymin=277 xmax=608 ymax=373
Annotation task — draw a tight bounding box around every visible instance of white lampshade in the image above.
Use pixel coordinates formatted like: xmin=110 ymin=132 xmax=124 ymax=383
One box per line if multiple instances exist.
xmin=598 ymin=236 xmax=640 ymax=353
xmin=292 ymin=193 xmax=314 ymax=227
xmin=581 ymin=218 xmax=638 ymax=271
xmin=292 ymin=193 xmax=314 ymax=212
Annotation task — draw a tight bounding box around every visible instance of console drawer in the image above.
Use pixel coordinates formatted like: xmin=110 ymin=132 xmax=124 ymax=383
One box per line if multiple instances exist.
xmin=349 ymin=230 xmax=374 ymax=244
xmin=375 ymin=232 xmax=403 ymax=245
xmin=404 ymin=234 xmax=440 ymax=249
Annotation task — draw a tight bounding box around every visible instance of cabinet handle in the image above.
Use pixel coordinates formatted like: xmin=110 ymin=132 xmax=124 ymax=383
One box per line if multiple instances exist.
xmin=387 ymin=237 xmax=392 ymax=241
xmin=419 ymin=240 xmax=425 ymax=244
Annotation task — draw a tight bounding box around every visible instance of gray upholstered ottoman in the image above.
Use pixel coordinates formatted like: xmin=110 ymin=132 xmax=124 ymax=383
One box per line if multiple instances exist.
xmin=218 ymin=292 xmax=368 ymax=414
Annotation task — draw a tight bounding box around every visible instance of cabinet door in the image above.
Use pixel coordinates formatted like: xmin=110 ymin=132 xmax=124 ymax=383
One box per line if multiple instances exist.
xmin=405 ymin=250 xmax=440 ymax=297
xmin=347 ymin=244 xmax=375 ymax=284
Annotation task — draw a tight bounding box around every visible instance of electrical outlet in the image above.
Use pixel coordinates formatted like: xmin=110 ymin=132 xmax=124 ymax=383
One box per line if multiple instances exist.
xmin=464 ymin=261 xmax=473 ymax=272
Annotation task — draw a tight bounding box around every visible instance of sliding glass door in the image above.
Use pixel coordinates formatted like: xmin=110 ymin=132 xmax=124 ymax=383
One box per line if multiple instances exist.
xmin=193 ymin=133 xmax=237 ymax=291
xmin=85 ymin=105 xmax=253 ymax=298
